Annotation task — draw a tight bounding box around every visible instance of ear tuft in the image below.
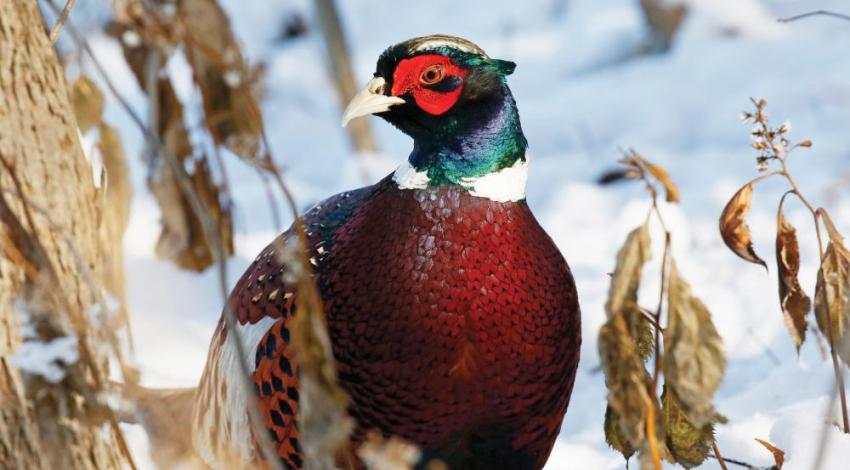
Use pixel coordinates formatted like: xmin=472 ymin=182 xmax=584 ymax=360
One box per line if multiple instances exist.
xmin=491 ymin=59 xmax=516 ymax=76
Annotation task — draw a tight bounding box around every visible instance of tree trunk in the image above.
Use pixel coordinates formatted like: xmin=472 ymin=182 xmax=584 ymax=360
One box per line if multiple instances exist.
xmin=0 ymin=2 xmax=131 ymax=469
xmin=314 ymin=0 xmax=379 ymax=154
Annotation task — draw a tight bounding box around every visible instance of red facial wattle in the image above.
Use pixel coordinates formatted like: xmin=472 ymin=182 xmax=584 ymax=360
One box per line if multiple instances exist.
xmin=391 ymin=54 xmax=468 ymax=116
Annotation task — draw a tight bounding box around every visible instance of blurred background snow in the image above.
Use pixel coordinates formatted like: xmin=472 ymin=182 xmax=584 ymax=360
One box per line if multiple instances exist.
xmin=63 ymin=0 xmax=850 ymax=468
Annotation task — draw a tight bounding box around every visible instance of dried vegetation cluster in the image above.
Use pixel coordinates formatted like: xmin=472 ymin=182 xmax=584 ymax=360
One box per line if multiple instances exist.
xmin=598 ymin=152 xmax=728 ymax=469
xmin=597 ymin=98 xmax=850 ymax=470
xmin=719 ymin=99 xmax=850 ymax=435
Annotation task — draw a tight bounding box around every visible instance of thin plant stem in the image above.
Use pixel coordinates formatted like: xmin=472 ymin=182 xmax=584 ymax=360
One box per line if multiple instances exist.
xmin=778 ymin=10 xmax=850 ymax=24
xmin=48 ymin=0 xmax=76 ymax=44
xmin=644 ymin=394 xmax=662 ymax=470
xmin=712 ymin=440 xmax=730 ymax=470
xmin=46 ymin=4 xmax=284 ymax=466
xmin=650 ymin=231 xmax=671 ymax=396
xmin=708 ymin=454 xmax=760 ymax=469
xmin=142 ymin=44 xmax=282 ymax=470
xmin=639 ymin=166 xmax=669 ymax=470
xmin=644 ymin=227 xmax=670 ymax=470
xmin=639 ymin=307 xmax=664 ymax=333
xmin=626 ymin=152 xmax=670 ymax=470
xmin=257 ymin=169 xmax=283 ymax=231
xmin=778 ymin=156 xmax=850 ymax=433
xmin=744 ymin=170 xmax=783 ymax=188
xmin=811 ymin=379 xmax=839 ymax=470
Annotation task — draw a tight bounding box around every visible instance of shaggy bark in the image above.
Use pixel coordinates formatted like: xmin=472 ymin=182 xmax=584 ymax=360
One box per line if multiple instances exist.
xmin=0 ymin=2 xmax=131 ymax=469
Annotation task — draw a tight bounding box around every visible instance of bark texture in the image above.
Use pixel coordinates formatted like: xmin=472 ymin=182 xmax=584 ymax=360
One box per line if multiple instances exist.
xmin=0 ymin=2 xmax=131 ymax=469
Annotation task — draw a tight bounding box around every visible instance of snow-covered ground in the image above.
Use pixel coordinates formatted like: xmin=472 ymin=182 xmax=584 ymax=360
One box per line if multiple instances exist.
xmin=80 ymin=0 xmax=850 ymax=468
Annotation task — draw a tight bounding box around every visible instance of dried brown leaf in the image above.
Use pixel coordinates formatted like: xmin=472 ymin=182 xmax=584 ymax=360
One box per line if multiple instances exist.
xmin=599 ymin=312 xmax=653 ymax=452
xmin=720 ymin=183 xmax=767 ymax=268
xmin=70 ymin=76 xmax=105 ymax=133
xmin=663 ymin=261 xmax=725 ymax=427
xmin=604 ymin=405 xmax=637 ymax=460
xmin=644 ymin=161 xmax=680 ymax=203
xmin=152 ymin=155 xmax=234 ymax=272
xmin=598 ymin=168 xmax=640 ymax=185
xmin=605 ymin=225 xmax=654 ymax=360
xmin=617 ymin=151 xmax=680 ymax=203
xmin=632 ymin=306 xmax=655 ymax=362
xmin=754 ymin=438 xmax=784 ymax=469
xmin=814 ymin=210 xmax=850 ymax=363
xmin=821 ymin=209 xmax=845 ymax=242
xmin=776 ymin=205 xmax=810 ymax=350
xmin=661 ymin=386 xmax=714 ymax=469
xmin=96 ymin=123 xmax=132 ymax=328
xmin=111 ymin=2 xmax=265 ymax=162
xmin=179 ymin=0 xmax=264 ymax=161
xmin=148 ymin=72 xmax=234 ymax=272
xmin=606 ymin=224 xmax=651 ymax=317
xmin=109 ymin=32 xmax=235 ymax=272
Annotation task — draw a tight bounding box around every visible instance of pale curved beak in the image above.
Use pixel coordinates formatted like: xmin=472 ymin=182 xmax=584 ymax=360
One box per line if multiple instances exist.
xmin=341 ymin=77 xmax=405 ymax=127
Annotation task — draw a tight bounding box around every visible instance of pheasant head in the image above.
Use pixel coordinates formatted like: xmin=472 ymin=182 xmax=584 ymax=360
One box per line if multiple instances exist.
xmin=342 ymin=35 xmax=527 ymax=191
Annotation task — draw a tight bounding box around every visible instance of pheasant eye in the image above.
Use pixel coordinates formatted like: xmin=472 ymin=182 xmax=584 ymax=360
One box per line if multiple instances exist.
xmin=419 ymin=64 xmax=444 ymax=85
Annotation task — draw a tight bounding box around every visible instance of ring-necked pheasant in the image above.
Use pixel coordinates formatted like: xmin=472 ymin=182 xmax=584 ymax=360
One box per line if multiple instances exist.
xmin=192 ymin=35 xmax=581 ymax=470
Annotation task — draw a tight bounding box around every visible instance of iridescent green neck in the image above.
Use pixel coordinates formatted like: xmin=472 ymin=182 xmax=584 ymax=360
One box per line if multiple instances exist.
xmin=408 ymin=87 xmax=527 ymax=186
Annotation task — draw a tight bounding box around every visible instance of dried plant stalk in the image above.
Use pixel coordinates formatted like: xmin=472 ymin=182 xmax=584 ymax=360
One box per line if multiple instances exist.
xmin=599 ymin=152 xmax=725 ymax=469
xmin=728 ymin=98 xmax=850 ymax=432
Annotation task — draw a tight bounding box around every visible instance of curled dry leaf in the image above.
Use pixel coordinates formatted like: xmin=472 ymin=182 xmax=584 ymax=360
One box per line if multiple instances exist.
xmin=617 ymin=150 xmax=680 ymax=203
xmin=605 ymin=224 xmax=651 ymax=317
xmin=661 ymin=385 xmax=714 ymax=469
xmin=96 ymin=122 xmax=133 ymax=332
xmin=70 ymin=75 xmax=133 ymax=334
xmin=644 ymin=160 xmax=680 ymax=203
xmin=754 ymin=438 xmax=784 ymax=470
xmin=179 ymin=0 xmax=264 ymax=161
xmin=663 ymin=261 xmax=725 ymax=427
xmin=70 ymin=76 xmax=105 ymax=133
xmin=604 ymin=405 xmax=636 ymax=460
xmin=151 ymin=155 xmax=235 ymax=272
xmin=605 ymin=224 xmax=654 ymax=360
xmin=775 ymin=203 xmax=810 ymax=351
xmin=814 ymin=210 xmax=850 ymax=364
xmin=597 ymin=168 xmax=640 ymax=185
xmin=112 ymin=0 xmax=265 ymax=162
xmin=599 ymin=312 xmax=653 ymax=454
xmin=110 ymin=31 xmax=235 ymax=272
xmin=719 ymin=183 xmax=767 ymax=268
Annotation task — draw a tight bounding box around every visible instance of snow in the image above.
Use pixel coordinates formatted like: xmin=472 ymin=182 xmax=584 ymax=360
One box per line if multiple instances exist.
xmin=10 ymin=337 xmax=79 ymax=383
xmin=11 ymin=302 xmax=80 ymax=384
xmin=78 ymin=127 xmax=105 ymax=189
xmin=74 ymin=0 xmax=850 ymax=467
